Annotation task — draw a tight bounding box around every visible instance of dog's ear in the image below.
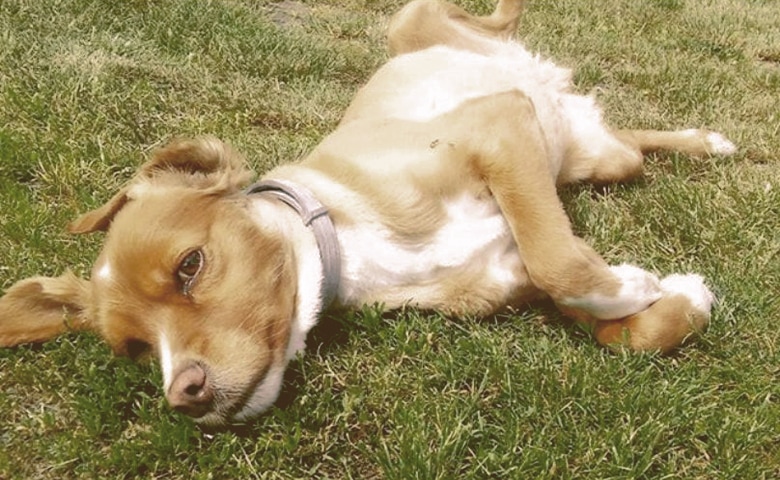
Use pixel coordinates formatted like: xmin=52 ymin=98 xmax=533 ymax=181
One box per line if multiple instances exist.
xmin=136 ymin=136 xmax=252 ymax=189
xmin=67 ymin=188 xmax=131 ymax=234
xmin=0 ymin=271 xmax=94 ymax=347
xmin=69 ymin=136 xmax=252 ymax=234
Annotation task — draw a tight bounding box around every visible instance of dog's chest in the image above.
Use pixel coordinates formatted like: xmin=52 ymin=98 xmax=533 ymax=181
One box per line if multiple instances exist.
xmin=338 ymin=192 xmax=530 ymax=313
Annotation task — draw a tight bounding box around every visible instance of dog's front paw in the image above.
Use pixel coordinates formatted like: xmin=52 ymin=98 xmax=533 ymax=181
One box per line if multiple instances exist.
xmin=586 ymin=272 xmax=714 ymax=352
xmin=603 ymin=264 xmax=664 ymax=318
xmin=660 ymin=273 xmax=715 ymax=317
xmin=560 ymin=264 xmax=662 ymax=320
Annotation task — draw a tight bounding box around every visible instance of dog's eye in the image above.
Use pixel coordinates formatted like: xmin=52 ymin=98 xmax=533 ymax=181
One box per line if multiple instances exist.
xmin=177 ymin=249 xmax=204 ymax=295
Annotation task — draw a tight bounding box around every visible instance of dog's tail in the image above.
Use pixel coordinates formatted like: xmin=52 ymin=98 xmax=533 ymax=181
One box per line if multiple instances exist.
xmin=388 ymin=0 xmax=525 ymax=56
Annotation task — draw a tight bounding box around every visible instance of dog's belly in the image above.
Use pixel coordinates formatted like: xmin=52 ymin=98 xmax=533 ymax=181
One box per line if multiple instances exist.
xmin=343 ymin=44 xmax=591 ymax=175
xmin=338 ymin=192 xmax=535 ymax=316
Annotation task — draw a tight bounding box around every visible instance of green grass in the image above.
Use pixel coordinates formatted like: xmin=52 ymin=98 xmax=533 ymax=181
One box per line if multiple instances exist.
xmin=1 ymin=0 xmax=778 ymax=478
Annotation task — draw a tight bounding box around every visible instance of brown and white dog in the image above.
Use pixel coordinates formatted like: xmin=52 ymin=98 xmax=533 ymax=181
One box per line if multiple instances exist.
xmin=0 ymin=0 xmax=735 ymax=426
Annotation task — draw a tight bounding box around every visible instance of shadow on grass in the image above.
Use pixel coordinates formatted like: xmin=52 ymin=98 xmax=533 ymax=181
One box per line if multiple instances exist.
xmin=194 ymin=294 xmax=692 ymax=438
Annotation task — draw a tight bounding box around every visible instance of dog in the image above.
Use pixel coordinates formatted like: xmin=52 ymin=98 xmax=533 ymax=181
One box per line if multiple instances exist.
xmin=0 ymin=0 xmax=735 ymax=426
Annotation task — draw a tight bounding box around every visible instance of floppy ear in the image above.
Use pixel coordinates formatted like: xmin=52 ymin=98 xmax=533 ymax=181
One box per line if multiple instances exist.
xmin=68 ymin=188 xmax=131 ymax=234
xmin=0 ymin=271 xmax=93 ymax=347
xmin=69 ymin=136 xmax=252 ymax=234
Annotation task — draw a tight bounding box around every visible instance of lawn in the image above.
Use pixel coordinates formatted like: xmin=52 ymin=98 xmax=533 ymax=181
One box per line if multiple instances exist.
xmin=0 ymin=0 xmax=778 ymax=478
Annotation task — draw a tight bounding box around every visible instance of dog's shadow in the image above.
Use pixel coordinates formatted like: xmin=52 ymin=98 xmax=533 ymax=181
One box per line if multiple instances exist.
xmin=274 ymin=312 xmax=354 ymax=408
xmin=215 ymin=300 xmax=596 ymax=436
xmin=212 ymin=312 xmax=357 ymax=436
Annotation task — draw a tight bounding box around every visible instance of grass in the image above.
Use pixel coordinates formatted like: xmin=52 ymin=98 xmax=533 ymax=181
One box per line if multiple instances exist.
xmin=0 ymin=0 xmax=778 ymax=478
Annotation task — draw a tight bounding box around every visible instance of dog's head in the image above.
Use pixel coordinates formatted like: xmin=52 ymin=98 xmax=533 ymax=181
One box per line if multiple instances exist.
xmin=0 ymin=138 xmax=301 ymax=426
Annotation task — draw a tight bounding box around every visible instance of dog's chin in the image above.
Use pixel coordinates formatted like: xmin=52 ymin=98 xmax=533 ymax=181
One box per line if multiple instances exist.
xmin=193 ymin=363 xmax=288 ymax=427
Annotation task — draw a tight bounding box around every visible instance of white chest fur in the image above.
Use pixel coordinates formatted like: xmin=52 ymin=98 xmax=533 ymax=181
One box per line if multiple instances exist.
xmin=337 ymin=191 xmax=528 ymax=311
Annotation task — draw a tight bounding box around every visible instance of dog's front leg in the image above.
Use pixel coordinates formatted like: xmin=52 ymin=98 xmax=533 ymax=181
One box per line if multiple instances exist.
xmin=454 ymin=90 xmax=712 ymax=352
xmin=455 ymin=91 xmax=659 ymax=318
xmin=458 ymin=92 xmax=713 ymax=351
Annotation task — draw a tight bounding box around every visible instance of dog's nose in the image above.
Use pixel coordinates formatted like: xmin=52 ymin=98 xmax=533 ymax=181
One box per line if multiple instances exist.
xmin=167 ymin=363 xmax=214 ymax=418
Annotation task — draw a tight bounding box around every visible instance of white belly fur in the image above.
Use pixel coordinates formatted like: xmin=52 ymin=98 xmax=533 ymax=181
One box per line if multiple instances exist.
xmin=345 ymin=43 xmax=602 ymax=176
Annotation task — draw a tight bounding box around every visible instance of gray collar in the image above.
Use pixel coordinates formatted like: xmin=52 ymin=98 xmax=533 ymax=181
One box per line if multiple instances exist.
xmin=245 ymin=179 xmax=341 ymax=308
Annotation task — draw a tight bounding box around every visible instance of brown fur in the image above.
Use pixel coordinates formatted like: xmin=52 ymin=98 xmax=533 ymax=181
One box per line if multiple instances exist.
xmin=0 ymin=272 xmax=92 ymax=346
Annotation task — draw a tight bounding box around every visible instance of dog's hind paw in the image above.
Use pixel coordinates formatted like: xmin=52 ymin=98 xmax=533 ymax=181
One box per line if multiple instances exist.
xmin=700 ymin=131 xmax=737 ymax=156
xmin=680 ymin=129 xmax=737 ymax=156
xmin=705 ymin=132 xmax=737 ymax=156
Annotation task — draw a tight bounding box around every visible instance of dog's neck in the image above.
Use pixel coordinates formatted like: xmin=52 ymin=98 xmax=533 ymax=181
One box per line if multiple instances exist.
xmin=245 ymin=180 xmax=341 ymax=358
xmin=246 ymin=180 xmax=341 ymax=306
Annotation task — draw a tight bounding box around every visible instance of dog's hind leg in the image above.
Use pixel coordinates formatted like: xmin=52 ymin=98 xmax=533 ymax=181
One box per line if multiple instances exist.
xmin=449 ymin=90 xmax=712 ymax=352
xmin=388 ymin=0 xmax=524 ymax=55
xmin=559 ymin=126 xmax=737 ymax=185
xmin=614 ymin=129 xmax=737 ymax=158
